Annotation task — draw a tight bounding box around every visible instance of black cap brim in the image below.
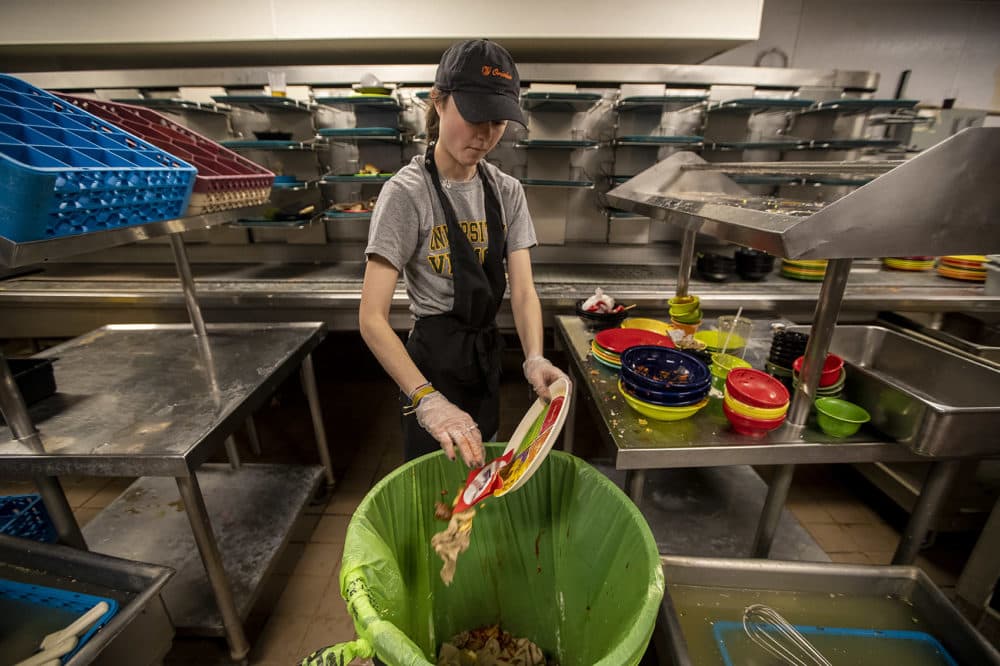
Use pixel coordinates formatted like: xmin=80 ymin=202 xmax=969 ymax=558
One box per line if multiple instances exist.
xmin=452 ymin=90 xmax=525 ymax=127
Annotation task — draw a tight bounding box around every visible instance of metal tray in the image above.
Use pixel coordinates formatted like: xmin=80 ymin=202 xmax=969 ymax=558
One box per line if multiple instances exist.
xmin=788 ymin=325 xmax=1000 ymax=457
xmin=658 ymin=555 xmax=1000 ymax=666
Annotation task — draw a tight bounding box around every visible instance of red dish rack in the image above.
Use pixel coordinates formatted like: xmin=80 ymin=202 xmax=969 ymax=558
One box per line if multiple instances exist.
xmin=56 ymin=94 xmax=274 ymax=216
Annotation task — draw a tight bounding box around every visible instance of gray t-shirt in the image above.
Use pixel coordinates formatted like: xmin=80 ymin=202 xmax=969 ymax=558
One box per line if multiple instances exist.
xmin=365 ymin=155 xmax=538 ymax=318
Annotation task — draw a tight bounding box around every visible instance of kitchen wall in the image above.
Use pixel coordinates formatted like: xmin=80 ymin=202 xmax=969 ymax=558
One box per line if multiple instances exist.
xmin=704 ymin=0 xmax=1000 ymax=113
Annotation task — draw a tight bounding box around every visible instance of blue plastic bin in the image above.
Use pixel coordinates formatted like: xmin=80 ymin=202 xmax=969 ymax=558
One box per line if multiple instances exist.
xmin=0 ymin=577 xmax=119 ymax=663
xmin=0 ymin=494 xmax=57 ymax=543
xmin=0 ymin=74 xmax=197 ymax=243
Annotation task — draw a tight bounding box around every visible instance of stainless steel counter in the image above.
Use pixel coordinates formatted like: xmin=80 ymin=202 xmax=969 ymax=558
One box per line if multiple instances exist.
xmin=0 ymin=261 xmax=997 ymax=338
xmin=0 ymin=323 xmax=326 ymax=477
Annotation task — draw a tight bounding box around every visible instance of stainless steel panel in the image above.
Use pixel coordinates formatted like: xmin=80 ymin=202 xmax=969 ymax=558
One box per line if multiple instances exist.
xmin=0 ymin=533 xmax=174 ymax=666
xmin=659 ymin=555 xmax=1000 ymax=666
xmin=0 ymin=323 xmax=326 ymax=476
xmin=607 ymin=127 xmax=1000 ymax=259
xmin=82 ymin=463 xmax=324 ymax=635
xmin=789 ymin=324 xmax=1000 ymax=457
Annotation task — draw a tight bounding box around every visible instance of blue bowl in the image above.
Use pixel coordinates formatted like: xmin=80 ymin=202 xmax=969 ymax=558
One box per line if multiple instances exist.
xmin=620 ymin=346 xmax=712 ymax=392
xmin=620 ymin=375 xmax=710 ymax=406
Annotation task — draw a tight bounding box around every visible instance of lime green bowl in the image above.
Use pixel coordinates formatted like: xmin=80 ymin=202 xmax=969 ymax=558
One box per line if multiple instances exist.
xmin=815 ymin=397 xmax=870 ymax=437
xmin=667 ymin=296 xmax=700 ymax=316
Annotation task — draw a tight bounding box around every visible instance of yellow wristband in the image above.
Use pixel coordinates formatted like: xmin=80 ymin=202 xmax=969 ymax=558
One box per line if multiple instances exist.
xmin=404 ymin=384 xmax=437 ymax=414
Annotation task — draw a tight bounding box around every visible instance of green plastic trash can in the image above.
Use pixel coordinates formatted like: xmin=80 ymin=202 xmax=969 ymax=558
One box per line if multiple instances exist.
xmin=303 ymin=446 xmax=664 ymax=665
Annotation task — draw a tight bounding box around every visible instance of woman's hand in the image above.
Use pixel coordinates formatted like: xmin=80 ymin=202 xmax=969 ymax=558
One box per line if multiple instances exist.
xmin=416 ymin=392 xmax=485 ymax=467
xmin=522 ymin=356 xmax=570 ymax=402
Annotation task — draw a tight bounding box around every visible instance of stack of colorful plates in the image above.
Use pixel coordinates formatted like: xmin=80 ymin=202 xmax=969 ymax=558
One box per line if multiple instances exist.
xmin=620 ymin=317 xmax=671 ymax=336
xmin=668 ymin=295 xmax=702 ymax=334
xmin=590 ymin=327 xmax=673 ymax=370
xmin=723 ymin=368 xmax=790 ymax=436
xmin=883 ymin=256 xmax=935 ymax=271
xmin=780 ymin=259 xmax=828 ymax=281
xmin=618 ymin=346 xmax=711 ymax=421
xmin=938 ymin=255 xmax=987 ymax=282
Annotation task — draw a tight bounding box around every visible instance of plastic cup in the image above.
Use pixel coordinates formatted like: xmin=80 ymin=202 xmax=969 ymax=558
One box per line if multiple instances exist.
xmin=717 ymin=315 xmax=753 ymax=353
xmin=268 ymin=71 xmax=287 ymax=97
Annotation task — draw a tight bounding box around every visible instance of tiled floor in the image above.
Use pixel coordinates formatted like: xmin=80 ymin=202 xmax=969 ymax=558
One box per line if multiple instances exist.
xmin=1 ymin=334 xmax=985 ymax=663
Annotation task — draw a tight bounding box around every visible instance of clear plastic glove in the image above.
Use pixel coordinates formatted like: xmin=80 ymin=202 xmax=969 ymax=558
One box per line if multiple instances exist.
xmin=523 ymin=356 xmax=570 ymax=403
xmin=415 ymin=392 xmax=485 ymax=467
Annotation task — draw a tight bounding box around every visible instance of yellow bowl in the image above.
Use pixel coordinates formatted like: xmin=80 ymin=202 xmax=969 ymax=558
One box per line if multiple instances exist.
xmin=667 ymin=296 xmax=700 ymax=316
xmin=619 ymin=380 xmax=709 ymax=421
xmin=724 ymin=389 xmax=789 ymax=420
xmin=694 ymin=329 xmax=745 ymax=352
xmin=621 ymin=317 xmax=671 ymax=336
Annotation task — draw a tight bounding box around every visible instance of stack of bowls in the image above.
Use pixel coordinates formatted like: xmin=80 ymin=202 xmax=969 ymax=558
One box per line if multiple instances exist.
xmin=696 ymin=253 xmax=736 ymax=282
xmin=591 ymin=327 xmax=673 ymax=370
xmin=735 ymin=248 xmax=775 ymax=281
xmin=815 ymin=397 xmax=870 ymax=437
xmin=780 ymin=259 xmax=828 ymax=281
xmin=618 ymin=346 xmax=711 ymax=421
xmin=668 ymin=295 xmax=702 ymax=334
xmin=709 ymin=352 xmax=751 ymax=396
xmin=791 ymin=353 xmax=845 ymax=398
xmin=937 ymin=255 xmax=987 ymax=282
xmin=621 ymin=318 xmax=671 ymax=336
xmin=723 ymin=368 xmax=791 ymax=436
xmin=766 ymin=330 xmax=809 ymax=391
xmin=883 ymin=256 xmax=935 ymax=272
xmin=576 ymin=299 xmax=629 ymax=331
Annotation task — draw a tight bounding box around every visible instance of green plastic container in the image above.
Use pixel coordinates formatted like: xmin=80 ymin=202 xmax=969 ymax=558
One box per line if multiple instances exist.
xmin=302 ymin=446 xmax=664 ymax=665
xmin=815 ymin=397 xmax=871 ymax=437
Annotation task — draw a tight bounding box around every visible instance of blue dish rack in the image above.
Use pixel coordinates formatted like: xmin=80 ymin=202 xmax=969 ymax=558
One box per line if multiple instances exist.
xmin=0 ymin=74 xmax=197 ymax=243
xmin=0 ymin=494 xmax=57 ymax=543
xmin=0 ymin=577 xmax=119 ymax=663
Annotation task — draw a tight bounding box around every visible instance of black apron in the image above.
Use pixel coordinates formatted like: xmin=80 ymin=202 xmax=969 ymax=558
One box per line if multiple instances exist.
xmin=401 ymin=143 xmax=508 ymax=461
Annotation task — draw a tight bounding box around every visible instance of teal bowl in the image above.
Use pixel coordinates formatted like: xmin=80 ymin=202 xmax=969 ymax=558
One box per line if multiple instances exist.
xmin=815 ymin=397 xmax=871 ymax=437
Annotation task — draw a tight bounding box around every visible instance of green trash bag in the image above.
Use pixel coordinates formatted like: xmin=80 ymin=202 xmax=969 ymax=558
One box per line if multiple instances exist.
xmin=301 ymin=446 xmax=664 ymax=666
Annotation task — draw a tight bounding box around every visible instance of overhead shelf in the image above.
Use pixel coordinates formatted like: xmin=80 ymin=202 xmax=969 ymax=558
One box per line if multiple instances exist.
xmin=617 ymin=95 xmax=707 ymax=111
xmin=0 ymin=208 xmax=255 ymax=268
xmin=801 ymin=99 xmax=920 ymax=115
xmin=707 ymin=98 xmax=815 ymax=113
xmin=614 ymin=135 xmax=704 ymax=147
xmin=705 ymin=138 xmax=900 ymax=151
xmin=317 ymin=127 xmax=402 ymax=142
xmin=110 ymin=98 xmax=231 ymax=115
xmin=210 ymin=95 xmax=317 ymax=114
xmin=315 ymin=95 xmax=401 ymax=111
xmin=518 ymin=177 xmax=594 ymax=188
xmin=232 ymin=218 xmax=311 ymax=228
xmin=220 ymin=140 xmax=317 ymax=151
xmin=322 ymin=173 xmax=393 ymax=183
xmin=521 ymin=92 xmax=603 ymax=112
xmin=605 ymin=127 xmax=1000 ymax=260
xmin=322 ymin=209 xmax=372 ymax=221
xmin=514 ymin=139 xmax=599 ymax=149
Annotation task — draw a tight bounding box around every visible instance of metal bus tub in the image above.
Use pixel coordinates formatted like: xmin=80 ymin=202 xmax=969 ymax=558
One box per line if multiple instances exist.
xmin=789 ymin=324 xmax=1000 ymax=457
xmin=658 ymin=555 xmax=1000 ymax=666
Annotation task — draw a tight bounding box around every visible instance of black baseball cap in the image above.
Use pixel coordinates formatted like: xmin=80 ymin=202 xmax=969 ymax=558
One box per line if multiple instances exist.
xmin=434 ymin=39 xmax=525 ymax=126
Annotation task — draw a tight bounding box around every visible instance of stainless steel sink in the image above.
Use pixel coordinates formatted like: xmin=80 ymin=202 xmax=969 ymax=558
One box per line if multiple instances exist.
xmin=657 ymin=555 xmax=1000 ymax=666
xmin=789 ymin=325 xmax=1000 ymax=457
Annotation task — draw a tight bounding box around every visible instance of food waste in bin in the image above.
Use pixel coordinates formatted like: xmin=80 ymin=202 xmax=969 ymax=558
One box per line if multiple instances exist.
xmin=438 ymin=624 xmax=553 ymax=665
xmin=431 ymin=377 xmax=571 ymax=585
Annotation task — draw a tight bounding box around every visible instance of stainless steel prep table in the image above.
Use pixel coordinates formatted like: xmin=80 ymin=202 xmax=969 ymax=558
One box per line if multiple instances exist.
xmin=0 ymin=321 xmax=334 ymax=661
xmin=553 ymin=314 xmax=958 ymax=563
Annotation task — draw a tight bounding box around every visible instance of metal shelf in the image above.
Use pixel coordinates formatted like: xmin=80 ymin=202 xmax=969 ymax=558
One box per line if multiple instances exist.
xmin=0 ymin=208 xmax=254 ymax=269
xmin=801 ymin=98 xmax=920 ymax=115
xmin=617 ymin=95 xmax=707 ymax=111
xmin=232 ymin=218 xmax=311 ymax=229
xmin=322 ymin=173 xmax=393 ymax=183
xmin=211 ymin=95 xmax=317 ymax=114
xmin=322 ymin=209 xmax=372 ymax=221
xmin=706 ymin=138 xmax=900 ymax=151
xmin=614 ymin=135 xmax=704 ymax=147
xmin=514 ymin=139 xmax=599 ymax=149
xmin=317 ymin=127 xmax=402 ymax=142
xmin=606 ymin=127 xmax=1000 ymax=260
xmin=220 ymin=140 xmax=317 ymax=151
xmin=521 ymin=92 xmax=603 ymax=112
xmin=110 ymin=98 xmax=231 ymax=115
xmin=518 ymin=177 xmax=595 ymax=188
xmin=315 ymin=95 xmax=401 ymax=110
xmin=84 ymin=463 xmax=324 ymax=635
xmin=707 ymin=98 xmax=815 ymax=113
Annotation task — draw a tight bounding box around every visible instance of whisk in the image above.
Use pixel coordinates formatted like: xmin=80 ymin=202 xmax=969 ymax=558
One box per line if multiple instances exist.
xmin=742 ymin=604 xmax=831 ymax=666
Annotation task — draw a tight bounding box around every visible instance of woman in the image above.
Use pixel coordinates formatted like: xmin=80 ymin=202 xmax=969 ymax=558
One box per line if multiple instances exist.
xmin=359 ymin=39 xmax=568 ymax=468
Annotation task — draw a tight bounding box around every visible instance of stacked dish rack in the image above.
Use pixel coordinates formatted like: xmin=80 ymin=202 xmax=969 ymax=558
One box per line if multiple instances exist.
xmin=57 ymin=94 xmax=274 ymax=216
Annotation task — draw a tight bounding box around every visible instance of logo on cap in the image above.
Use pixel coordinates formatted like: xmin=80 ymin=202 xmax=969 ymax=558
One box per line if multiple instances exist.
xmin=481 ymin=65 xmax=513 ymax=81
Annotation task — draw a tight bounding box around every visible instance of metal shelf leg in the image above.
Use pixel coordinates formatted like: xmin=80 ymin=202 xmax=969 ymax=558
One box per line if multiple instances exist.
xmin=893 ymin=459 xmax=962 ymax=565
xmin=626 ymin=469 xmax=647 ymax=506
xmin=1 ymin=353 xmax=86 ymax=548
xmin=752 ymin=464 xmax=796 ymax=558
xmin=676 ymin=228 xmax=697 ymax=298
xmin=175 ymin=473 xmax=250 ymax=662
xmin=300 ymin=353 xmax=335 ymax=488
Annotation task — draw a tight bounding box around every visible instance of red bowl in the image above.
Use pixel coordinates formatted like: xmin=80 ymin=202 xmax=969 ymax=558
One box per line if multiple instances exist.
xmin=723 ymin=401 xmax=785 ymax=437
xmin=792 ymin=354 xmax=844 ymax=388
xmin=725 ymin=368 xmax=790 ymax=409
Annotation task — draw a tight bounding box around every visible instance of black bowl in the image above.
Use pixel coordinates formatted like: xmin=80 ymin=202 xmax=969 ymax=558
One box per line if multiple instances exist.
xmin=576 ymin=300 xmax=629 ymax=330
xmin=697 ymin=253 xmax=735 ymax=282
